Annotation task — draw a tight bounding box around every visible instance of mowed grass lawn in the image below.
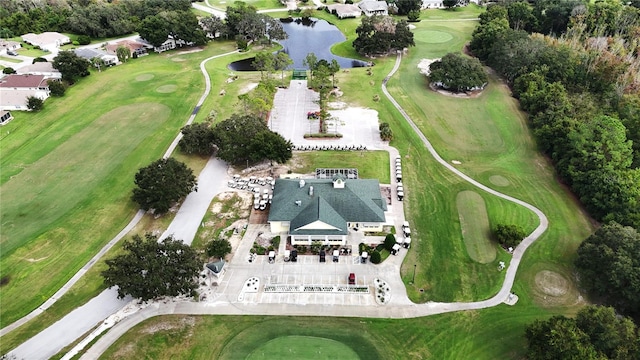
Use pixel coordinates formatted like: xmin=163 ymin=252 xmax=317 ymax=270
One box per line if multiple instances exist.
xmin=0 ymin=42 xmax=237 ymax=328
xmin=100 ymin=305 xmax=570 ymax=360
xmin=382 ymin=12 xmax=593 ymax=303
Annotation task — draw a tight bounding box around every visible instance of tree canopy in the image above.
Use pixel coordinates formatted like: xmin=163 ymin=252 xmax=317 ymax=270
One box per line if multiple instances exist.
xmin=205 ymin=238 xmax=232 ymax=259
xmin=353 ymin=16 xmax=415 ymax=56
xmin=52 ymin=51 xmax=90 ymax=82
xmin=525 ymin=305 xmax=639 ymax=360
xmin=428 ymin=52 xmax=488 ymax=92
xmin=211 ymin=114 xmax=292 ymax=165
xmin=575 ymin=222 xmax=640 ymax=320
xmin=131 ymin=158 xmax=197 ymax=214
xmin=137 ymin=10 xmax=207 ymax=47
xmin=179 ymin=123 xmax=217 ymax=156
xmin=102 ymin=234 xmax=201 ymax=301
xmin=493 ymin=224 xmax=526 ymax=247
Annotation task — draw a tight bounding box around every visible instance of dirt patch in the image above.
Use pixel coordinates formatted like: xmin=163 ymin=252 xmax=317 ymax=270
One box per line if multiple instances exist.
xmin=535 ymin=270 xmax=568 ymax=297
xmin=532 ymin=269 xmax=584 ymax=307
xmin=239 ymin=82 xmax=258 ymax=95
xmin=141 ymin=316 xmax=196 ymax=334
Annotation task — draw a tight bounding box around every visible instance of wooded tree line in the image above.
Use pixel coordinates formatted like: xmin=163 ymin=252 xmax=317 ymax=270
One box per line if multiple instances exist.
xmin=469 ymin=1 xmax=640 ymax=230
xmin=0 ymin=0 xmax=194 ymax=39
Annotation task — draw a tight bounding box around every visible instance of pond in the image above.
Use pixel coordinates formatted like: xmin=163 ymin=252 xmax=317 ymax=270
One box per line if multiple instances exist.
xmin=228 ymin=17 xmax=369 ymax=71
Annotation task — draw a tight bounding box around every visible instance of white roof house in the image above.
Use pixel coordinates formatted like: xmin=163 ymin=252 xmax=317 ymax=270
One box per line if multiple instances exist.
xmin=327 ymin=3 xmax=362 ymax=18
xmin=17 ymin=62 xmax=62 ymax=79
xmin=358 ymin=0 xmax=388 ymax=16
xmin=21 ymin=32 xmax=70 ymax=52
xmin=0 ymin=39 xmax=21 ymax=54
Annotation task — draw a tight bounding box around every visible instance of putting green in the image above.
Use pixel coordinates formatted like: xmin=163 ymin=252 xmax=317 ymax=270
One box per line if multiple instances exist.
xmin=247 ymin=336 xmax=360 ymax=360
xmin=135 ymin=73 xmax=155 ymax=81
xmin=156 ymin=84 xmax=178 ymax=93
xmin=489 ymin=175 xmax=510 ymax=187
xmin=421 ymin=30 xmax=454 ymax=43
xmin=456 ymin=191 xmax=496 ymax=263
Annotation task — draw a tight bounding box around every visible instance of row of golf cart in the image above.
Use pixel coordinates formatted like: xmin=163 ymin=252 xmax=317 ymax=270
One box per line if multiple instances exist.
xmin=293 ymin=144 xmax=368 ymax=151
xmin=391 ymin=221 xmax=412 ymax=255
xmin=395 ymin=156 xmax=404 ymax=201
xmin=227 ymin=175 xmax=276 ymax=211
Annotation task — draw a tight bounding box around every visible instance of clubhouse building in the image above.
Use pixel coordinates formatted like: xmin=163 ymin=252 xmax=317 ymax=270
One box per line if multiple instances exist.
xmin=267 ymin=175 xmax=387 ymax=245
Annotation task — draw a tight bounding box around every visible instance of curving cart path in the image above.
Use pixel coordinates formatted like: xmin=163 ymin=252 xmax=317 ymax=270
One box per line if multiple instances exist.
xmin=79 ymin=54 xmax=549 ymax=359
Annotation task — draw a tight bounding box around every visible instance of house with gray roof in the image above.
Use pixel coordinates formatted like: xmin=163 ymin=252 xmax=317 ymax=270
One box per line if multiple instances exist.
xmin=73 ymin=48 xmax=118 ymax=67
xmin=268 ymin=176 xmax=387 ymax=245
xmin=358 ymin=0 xmax=388 ymax=16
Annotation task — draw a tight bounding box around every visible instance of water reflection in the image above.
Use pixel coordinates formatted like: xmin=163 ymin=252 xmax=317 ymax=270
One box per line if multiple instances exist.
xmin=228 ymin=17 xmax=368 ymax=71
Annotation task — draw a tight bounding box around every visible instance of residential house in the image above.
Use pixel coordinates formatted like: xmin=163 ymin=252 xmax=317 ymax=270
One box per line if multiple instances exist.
xmin=0 ymin=74 xmax=50 ymax=111
xmin=105 ymin=40 xmax=150 ymax=58
xmin=327 ymin=3 xmax=362 ymax=18
xmin=73 ymin=48 xmax=118 ymax=67
xmin=17 ymin=62 xmax=62 ymax=79
xmin=0 ymin=110 xmax=13 ymax=124
xmin=21 ymin=32 xmax=70 ymax=52
xmin=0 ymin=39 xmax=21 ymax=54
xmin=358 ymin=0 xmax=388 ymax=16
xmin=268 ymin=176 xmax=387 ymax=245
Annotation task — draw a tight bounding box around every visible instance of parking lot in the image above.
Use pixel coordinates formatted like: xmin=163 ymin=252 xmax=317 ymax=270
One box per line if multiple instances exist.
xmin=269 ymin=80 xmax=384 ymax=149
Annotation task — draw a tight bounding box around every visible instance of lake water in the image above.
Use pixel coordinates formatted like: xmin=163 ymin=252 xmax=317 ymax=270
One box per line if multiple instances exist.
xmin=228 ymin=17 xmax=368 ymax=71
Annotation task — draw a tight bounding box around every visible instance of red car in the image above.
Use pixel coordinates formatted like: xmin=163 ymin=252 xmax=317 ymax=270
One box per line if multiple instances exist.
xmin=348 ymin=273 xmax=356 ymax=285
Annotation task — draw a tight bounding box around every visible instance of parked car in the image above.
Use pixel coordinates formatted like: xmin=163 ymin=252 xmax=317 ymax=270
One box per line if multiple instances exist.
xmin=348 ymin=273 xmax=356 ymax=285
xmin=7 ymin=50 xmax=18 ymax=56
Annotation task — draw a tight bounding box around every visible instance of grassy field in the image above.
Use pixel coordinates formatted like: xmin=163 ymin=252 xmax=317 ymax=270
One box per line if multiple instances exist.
xmin=293 ymin=151 xmax=390 ymax=183
xmin=456 ymin=190 xmax=496 ymax=263
xmin=0 ymin=41 xmax=278 ymax=352
xmin=16 ymin=46 xmax=48 ymax=58
xmin=0 ymin=42 xmax=240 ymax=329
xmin=0 ymin=55 xmax=22 ymax=63
xmin=99 ymin=304 xmax=576 ymax=360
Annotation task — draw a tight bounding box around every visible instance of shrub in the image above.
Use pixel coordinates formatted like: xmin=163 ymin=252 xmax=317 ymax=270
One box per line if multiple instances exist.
xmin=48 ymin=80 xmax=66 ymax=97
xmin=493 ymin=224 xmax=526 ymax=247
xmin=26 ymin=96 xmax=44 ymax=111
xmin=271 ymin=236 xmax=281 ymax=248
xmin=384 ymin=234 xmax=396 ymax=251
xmin=2 ymin=67 xmax=15 ymax=74
xmin=205 ymin=238 xmax=232 ymax=259
xmin=370 ymin=250 xmax=382 ymax=264
xmin=76 ymin=35 xmax=91 ymax=45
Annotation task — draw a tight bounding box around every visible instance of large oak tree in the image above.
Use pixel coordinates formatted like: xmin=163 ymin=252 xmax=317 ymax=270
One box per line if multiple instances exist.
xmin=131 ymin=158 xmax=197 ymax=214
xmin=102 ymin=234 xmax=201 ymax=301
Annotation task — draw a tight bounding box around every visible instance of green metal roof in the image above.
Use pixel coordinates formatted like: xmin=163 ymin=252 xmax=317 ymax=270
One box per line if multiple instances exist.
xmin=268 ymin=178 xmax=387 ymax=231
